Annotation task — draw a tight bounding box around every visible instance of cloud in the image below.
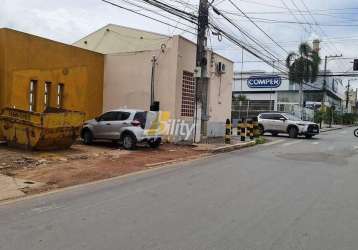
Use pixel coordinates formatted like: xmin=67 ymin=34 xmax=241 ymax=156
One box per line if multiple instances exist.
xmin=1 ymin=0 xmax=358 ymax=88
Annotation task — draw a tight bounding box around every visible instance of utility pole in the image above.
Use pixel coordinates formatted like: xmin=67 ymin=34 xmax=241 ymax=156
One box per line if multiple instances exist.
xmin=194 ymin=0 xmax=209 ymax=143
xmin=322 ymin=54 xmax=342 ymax=108
xmin=346 ymin=80 xmax=351 ymax=109
xmin=322 ymin=56 xmax=328 ymax=108
xmin=150 ymin=56 xmax=157 ymax=108
xmin=356 ymin=88 xmax=358 ymax=112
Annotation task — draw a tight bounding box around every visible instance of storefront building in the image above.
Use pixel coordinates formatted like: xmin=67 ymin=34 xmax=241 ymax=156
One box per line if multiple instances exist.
xmin=233 ymin=71 xmax=345 ymax=120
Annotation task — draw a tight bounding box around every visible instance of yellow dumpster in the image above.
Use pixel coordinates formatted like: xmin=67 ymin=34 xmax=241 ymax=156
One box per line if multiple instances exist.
xmin=0 ymin=108 xmax=85 ymax=150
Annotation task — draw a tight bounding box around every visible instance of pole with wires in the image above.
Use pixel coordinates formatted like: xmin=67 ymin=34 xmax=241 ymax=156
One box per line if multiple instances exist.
xmin=346 ymin=80 xmax=351 ymax=109
xmin=194 ymin=0 xmax=209 ymax=143
xmin=322 ymin=54 xmax=343 ymax=108
xmin=150 ymin=56 xmax=157 ymax=108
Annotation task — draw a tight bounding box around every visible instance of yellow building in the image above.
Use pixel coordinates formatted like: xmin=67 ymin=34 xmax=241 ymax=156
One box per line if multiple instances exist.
xmin=0 ymin=28 xmax=104 ymax=119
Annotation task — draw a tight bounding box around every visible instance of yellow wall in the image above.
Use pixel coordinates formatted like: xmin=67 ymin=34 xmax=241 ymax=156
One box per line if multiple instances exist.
xmin=0 ymin=28 xmax=104 ymax=119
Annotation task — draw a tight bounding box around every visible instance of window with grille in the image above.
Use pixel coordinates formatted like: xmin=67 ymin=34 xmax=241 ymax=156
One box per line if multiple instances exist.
xmin=29 ymin=80 xmax=37 ymax=112
xmin=57 ymin=83 xmax=64 ymax=109
xmin=44 ymin=82 xmax=51 ymax=110
xmin=181 ymin=71 xmax=195 ymax=117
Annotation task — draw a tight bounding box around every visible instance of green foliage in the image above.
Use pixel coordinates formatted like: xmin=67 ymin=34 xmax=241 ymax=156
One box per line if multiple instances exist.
xmin=233 ymin=95 xmax=248 ymax=101
xmin=314 ymin=110 xmax=324 ymax=124
xmin=286 ymin=42 xmax=321 ymax=85
xmin=255 ymin=137 xmax=266 ymax=145
xmin=340 ymin=113 xmax=358 ymax=125
xmin=315 ymin=109 xmax=358 ymax=125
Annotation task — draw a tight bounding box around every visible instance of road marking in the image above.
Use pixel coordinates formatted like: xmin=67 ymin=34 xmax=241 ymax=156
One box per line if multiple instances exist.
xmin=339 ymin=131 xmax=347 ymax=135
xmin=263 ymin=139 xmax=286 ymax=146
xmin=311 ymin=142 xmax=320 ymax=145
xmin=32 ymin=205 xmax=63 ymax=213
xmin=282 ymin=141 xmax=302 ymax=147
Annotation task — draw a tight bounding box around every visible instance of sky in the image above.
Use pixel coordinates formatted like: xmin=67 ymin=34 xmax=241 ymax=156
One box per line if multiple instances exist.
xmin=1 ymin=0 xmax=358 ymax=89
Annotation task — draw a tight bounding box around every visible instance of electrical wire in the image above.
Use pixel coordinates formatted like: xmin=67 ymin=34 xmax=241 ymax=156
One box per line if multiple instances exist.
xmin=101 ymin=0 xmax=197 ymax=35
xmin=226 ymin=0 xmax=290 ymax=54
xmin=120 ymin=0 xmax=197 ymax=31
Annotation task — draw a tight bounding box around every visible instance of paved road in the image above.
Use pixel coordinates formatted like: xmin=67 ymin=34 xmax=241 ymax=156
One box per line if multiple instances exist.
xmin=1 ymin=127 xmax=358 ymax=250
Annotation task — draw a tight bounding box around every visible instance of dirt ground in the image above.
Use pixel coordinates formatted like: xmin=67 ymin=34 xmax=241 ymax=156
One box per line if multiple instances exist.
xmin=0 ymin=141 xmax=208 ymax=194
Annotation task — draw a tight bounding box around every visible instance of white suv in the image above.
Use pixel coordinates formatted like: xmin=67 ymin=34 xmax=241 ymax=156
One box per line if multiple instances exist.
xmin=258 ymin=112 xmax=320 ymax=139
xmin=81 ymin=109 xmax=162 ymax=150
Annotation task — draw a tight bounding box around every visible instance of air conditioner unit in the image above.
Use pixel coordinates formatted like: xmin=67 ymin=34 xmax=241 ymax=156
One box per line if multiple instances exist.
xmin=216 ymin=62 xmax=226 ymax=74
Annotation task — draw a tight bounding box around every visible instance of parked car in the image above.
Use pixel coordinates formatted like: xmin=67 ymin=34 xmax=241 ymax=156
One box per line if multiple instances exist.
xmin=81 ymin=109 xmax=162 ymax=150
xmin=258 ymin=112 xmax=320 ymax=139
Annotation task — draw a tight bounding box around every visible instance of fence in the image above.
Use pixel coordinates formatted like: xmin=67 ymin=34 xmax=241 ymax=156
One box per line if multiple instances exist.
xmin=232 ymin=100 xmax=274 ymax=122
xmin=232 ymin=100 xmax=314 ymax=126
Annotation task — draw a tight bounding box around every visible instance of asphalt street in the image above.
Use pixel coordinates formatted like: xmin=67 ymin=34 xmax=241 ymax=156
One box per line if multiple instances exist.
xmin=1 ymin=127 xmax=358 ymax=250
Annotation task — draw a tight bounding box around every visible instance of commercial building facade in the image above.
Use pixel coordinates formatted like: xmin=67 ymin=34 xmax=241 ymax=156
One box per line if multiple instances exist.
xmin=233 ymin=71 xmax=346 ymax=120
xmin=75 ymin=24 xmax=234 ymax=140
xmin=0 ymin=28 xmax=104 ymax=119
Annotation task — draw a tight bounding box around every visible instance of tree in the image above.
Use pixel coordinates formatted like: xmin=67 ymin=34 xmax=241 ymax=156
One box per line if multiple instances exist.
xmin=286 ymin=43 xmax=321 ymax=118
xmin=233 ymin=94 xmax=248 ymax=101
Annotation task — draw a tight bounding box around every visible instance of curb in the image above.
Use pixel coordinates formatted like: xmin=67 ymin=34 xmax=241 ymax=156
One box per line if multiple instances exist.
xmin=210 ymin=141 xmax=256 ymax=153
xmin=320 ymin=125 xmax=355 ymax=133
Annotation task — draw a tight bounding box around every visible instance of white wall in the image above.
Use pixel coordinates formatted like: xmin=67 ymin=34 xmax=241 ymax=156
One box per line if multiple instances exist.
xmin=74 ymin=24 xmax=172 ymax=54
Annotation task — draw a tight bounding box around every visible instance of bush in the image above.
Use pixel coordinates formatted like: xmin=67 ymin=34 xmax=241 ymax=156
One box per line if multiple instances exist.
xmin=341 ymin=113 xmax=358 ymax=125
xmin=314 ymin=109 xmax=358 ymax=125
xmin=255 ymin=137 xmax=266 ymax=145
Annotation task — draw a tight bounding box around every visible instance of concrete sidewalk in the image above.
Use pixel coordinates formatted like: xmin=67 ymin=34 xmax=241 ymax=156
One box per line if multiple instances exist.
xmin=194 ymin=137 xmax=257 ymax=153
xmin=320 ymin=124 xmax=356 ymax=133
xmin=0 ymin=174 xmax=43 ymax=201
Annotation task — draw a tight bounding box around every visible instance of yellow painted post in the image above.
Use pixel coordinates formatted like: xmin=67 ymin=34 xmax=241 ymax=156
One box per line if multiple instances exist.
xmin=248 ymin=119 xmax=254 ymax=140
xmin=231 ymin=119 xmax=233 ymax=135
xmin=246 ymin=119 xmax=250 ymax=138
xmin=252 ymin=117 xmax=259 ymax=137
xmin=225 ymin=119 xmax=231 ymax=144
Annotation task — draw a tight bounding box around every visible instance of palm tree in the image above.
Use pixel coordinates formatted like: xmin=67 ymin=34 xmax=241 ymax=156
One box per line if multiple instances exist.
xmin=286 ymin=43 xmax=321 ymax=118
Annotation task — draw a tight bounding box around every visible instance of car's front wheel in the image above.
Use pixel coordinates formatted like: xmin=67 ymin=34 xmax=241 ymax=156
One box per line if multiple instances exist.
xmin=305 ymin=135 xmax=313 ymax=139
xmin=288 ymin=127 xmax=298 ymax=138
xmin=122 ymin=133 xmax=137 ymax=150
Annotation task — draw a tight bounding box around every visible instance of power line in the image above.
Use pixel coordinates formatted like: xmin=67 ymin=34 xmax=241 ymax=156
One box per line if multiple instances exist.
xmin=216 ymin=15 xmax=358 ymax=27
xmin=101 ymin=0 xmax=197 ymax=35
xmin=289 ymin=0 xmax=312 ymax=33
xmin=226 ymin=0 xmax=290 ymax=54
xmin=299 ymin=0 xmax=341 ymax=54
xmin=120 ymin=0 xmax=197 ymax=30
xmin=209 ymin=23 xmax=289 ymax=74
xmin=279 ymin=0 xmax=310 ymax=34
xmin=140 ymin=0 xmax=198 ymax=21
xmin=211 ymin=7 xmax=284 ymax=62
xmin=298 ymin=0 xmax=346 ymax=73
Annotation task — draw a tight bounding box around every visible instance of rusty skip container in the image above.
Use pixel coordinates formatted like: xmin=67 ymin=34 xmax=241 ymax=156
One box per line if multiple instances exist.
xmin=0 ymin=108 xmax=85 ymax=150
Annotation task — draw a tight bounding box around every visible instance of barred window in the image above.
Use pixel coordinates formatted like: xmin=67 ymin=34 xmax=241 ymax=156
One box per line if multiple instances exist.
xmin=181 ymin=71 xmax=195 ymax=117
xmin=29 ymin=80 xmax=37 ymax=112
xmin=44 ymin=82 xmax=51 ymax=110
xmin=57 ymin=83 xmax=64 ymax=109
